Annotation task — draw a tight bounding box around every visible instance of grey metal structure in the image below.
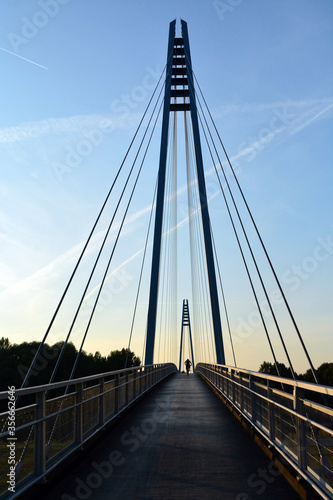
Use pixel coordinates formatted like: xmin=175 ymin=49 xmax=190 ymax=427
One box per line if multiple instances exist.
xmin=178 ymin=299 xmax=195 ymax=372
xmin=196 ymin=362 xmax=333 ymax=499
xmin=0 ymin=364 xmax=177 ymax=500
xmin=145 ymin=19 xmax=225 ymax=365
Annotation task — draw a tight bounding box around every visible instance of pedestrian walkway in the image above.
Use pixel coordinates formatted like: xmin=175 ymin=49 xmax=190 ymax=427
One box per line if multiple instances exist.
xmin=42 ymin=373 xmax=300 ymax=499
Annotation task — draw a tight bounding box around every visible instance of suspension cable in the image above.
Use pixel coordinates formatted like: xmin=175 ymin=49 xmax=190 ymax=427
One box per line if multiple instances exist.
xmin=196 ymin=93 xmax=297 ymax=379
xmin=211 ymin=229 xmax=237 ymax=367
xmin=196 ymin=104 xmax=282 ymax=376
xmin=19 ymin=65 xmax=167 ymax=392
xmin=47 ymin=83 xmax=165 ymax=386
xmin=27 ymin=90 xmax=165 ymax=454
xmin=193 ymin=73 xmax=319 ymax=383
xmin=124 ymin=180 xmax=158 ymax=368
xmin=185 ymin=110 xmax=214 ymax=363
xmin=67 ymin=99 xmax=164 ymax=382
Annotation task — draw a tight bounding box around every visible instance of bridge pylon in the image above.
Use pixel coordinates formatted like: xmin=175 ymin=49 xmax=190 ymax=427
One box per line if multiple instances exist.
xmin=145 ymin=19 xmax=225 ymax=366
xmin=179 ymin=299 xmax=195 ymax=373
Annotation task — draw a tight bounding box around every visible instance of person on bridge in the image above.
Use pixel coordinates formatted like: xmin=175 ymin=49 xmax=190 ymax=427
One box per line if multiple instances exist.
xmin=184 ymin=359 xmax=192 ymax=374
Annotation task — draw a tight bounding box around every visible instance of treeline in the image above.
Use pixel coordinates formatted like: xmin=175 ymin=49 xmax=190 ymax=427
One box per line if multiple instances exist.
xmin=0 ymin=337 xmax=140 ymax=392
xmin=259 ymin=361 xmax=333 ymax=387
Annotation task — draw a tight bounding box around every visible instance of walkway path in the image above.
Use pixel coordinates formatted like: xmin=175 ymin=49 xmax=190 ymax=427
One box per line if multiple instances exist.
xmin=42 ymin=373 xmax=300 ymax=499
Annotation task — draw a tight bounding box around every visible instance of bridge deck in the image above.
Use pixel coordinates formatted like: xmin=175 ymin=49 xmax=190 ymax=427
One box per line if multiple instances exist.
xmin=43 ymin=373 xmax=300 ymax=499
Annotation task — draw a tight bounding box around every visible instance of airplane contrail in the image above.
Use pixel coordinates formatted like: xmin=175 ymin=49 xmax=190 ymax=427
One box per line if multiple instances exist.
xmin=0 ymin=46 xmax=48 ymax=70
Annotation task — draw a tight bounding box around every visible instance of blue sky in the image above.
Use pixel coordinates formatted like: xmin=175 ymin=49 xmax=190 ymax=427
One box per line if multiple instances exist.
xmin=0 ymin=0 xmax=332 ymax=373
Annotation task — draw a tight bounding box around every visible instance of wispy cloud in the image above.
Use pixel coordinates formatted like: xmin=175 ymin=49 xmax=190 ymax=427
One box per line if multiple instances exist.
xmin=0 ymin=241 xmax=83 ymax=299
xmin=0 ymin=114 xmax=134 ymax=144
xmin=1 ymin=96 xmax=331 ymax=302
xmin=205 ymin=97 xmax=333 ymax=175
xmin=1 ymin=98 xmax=331 ymax=147
xmin=212 ymin=98 xmax=333 ymax=117
xmin=0 ymin=205 xmax=153 ymax=301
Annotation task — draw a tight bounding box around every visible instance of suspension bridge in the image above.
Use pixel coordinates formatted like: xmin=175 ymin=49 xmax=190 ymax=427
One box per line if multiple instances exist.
xmin=1 ymin=19 xmax=332 ymax=500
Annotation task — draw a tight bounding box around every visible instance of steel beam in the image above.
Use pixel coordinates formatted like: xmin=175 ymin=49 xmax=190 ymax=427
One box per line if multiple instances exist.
xmin=181 ymin=19 xmax=225 ymax=364
xmin=144 ymin=20 xmax=176 ymax=365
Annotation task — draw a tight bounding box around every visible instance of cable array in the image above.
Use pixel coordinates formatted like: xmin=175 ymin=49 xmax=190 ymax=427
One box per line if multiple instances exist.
xmin=19 ymin=35 xmax=320 ymax=390
xmin=187 ymin=66 xmax=319 ymax=381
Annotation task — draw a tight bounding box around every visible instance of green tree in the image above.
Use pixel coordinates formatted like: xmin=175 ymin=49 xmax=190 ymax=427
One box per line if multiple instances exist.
xmin=0 ymin=337 xmax=11 ymax=349
xmin=258 ymin=361 xmax=294 ymax=379
xmin=300 ymin=363 xmax=333 ymax=386
xmin=107 ymin=348 xmax=141 ymax=371
xmin=0 ymin=339 xmax=141 ymax=393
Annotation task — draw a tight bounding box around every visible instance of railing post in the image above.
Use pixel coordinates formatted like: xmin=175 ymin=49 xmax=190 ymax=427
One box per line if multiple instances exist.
xmin=231 ymin=370 xmax=235 ymax=404
xmin=125 ymin=371 xmax=129 ymax=407
xmin=249 ymin=375 xmax=257 ymax=424
xmin=240 ymin=374 xmax=244 ymax=412
xmin=267 ymin=379 xmax=275 ymax=441
xmin=35 ymin=391 xmax=46 ymax=477
xmin=75 ymin=383 xmax=83 ymax=445
xmin=139 ymin=367 xmax=142 ymax=395
xmin=294 ymin=386 xmax=306 ymax=470
xmin=133 ymin=369 xmax=137 ymax=400
xmin=99 ymin=377 xmax=105 ymax=427
xmin=115 ymin=374 xmax=119 ymax=414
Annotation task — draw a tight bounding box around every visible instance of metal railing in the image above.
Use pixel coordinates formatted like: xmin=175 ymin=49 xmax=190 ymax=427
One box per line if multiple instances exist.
xmin=0 ymin=363 xmax=177 ymax=499
xmin=196 ymin=362 xmax=333 ymax=499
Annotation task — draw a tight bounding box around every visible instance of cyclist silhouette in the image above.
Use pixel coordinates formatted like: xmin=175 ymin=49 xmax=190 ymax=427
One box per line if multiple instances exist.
xmin=184 ymin=359 xmax=192 ymax=374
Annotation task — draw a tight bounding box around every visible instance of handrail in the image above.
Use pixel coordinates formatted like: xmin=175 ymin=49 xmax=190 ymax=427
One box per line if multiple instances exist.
xmin=197 ymin=362 xmax=333 ymax=396
xmin=0 ymin=363 xmax=166 ymax=400
xmin=196 ymin=362 xmax=333 ymax=500
xmin=0 ymin=363 xmax=177 ymax=499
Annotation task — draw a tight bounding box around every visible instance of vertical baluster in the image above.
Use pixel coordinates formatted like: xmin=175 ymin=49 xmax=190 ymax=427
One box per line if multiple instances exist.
xmin=99 ymin=377 xmax=105 ymax=427
xmin=231 ymin=370 xmax=235 ymax=404
xmin=133 ymin=369 xmax=137 ymax=400
xmin=35 ymin=391 xmax=46 ymax=477
xmin=125 ymin=371 xmax=129 ymax=407
xmin=250 ymin=375 xmax=256 ymax=425
xmin=115 ymin=374 xmax=119 ymax=415
xmin=294 ymin=387 xmax=306 ymax=470
xmin=267 ymin=379 xmax=275 ymax=440
xmin=75 ymin=383 xmax=83 ymax=445
xmin=240 ymin=373 xmax=244 ymax=412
